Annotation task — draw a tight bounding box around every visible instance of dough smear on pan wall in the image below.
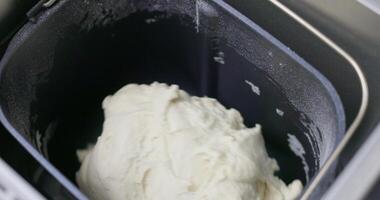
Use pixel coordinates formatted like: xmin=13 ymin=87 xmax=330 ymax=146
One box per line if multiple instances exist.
xmin=76 ymin=82 xmax=302 ymax=200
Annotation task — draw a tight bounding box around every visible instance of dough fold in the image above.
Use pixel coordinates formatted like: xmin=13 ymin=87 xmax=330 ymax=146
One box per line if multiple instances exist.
xmin=76 ymin=82 xmax=302 ymax=200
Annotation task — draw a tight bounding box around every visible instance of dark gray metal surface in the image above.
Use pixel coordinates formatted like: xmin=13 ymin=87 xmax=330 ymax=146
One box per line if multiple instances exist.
xmin=274 ymin=1 xmax=380 ymax=198
xmin=0 ymin=0 xmax=347 ymax=199
xmin=226 ymin=0 xmax=380 ymax=198
xmin=323 ymin=123 xmax=380 ymax=200
xmin=0 ymin=0 xmax=37 ymax=52
xmin=0 ymin=0 xmax=379 ymax=199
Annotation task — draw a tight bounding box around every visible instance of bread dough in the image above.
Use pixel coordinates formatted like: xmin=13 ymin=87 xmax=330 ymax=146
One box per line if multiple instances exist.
xmin=76 ymin=82 xmax=302 ymax=200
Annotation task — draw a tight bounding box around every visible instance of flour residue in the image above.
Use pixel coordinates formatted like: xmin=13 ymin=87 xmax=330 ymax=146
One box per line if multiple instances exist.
xmin=214 ymin=51 xmax=225 ymax=64
xmin=276 ymin=108 xmax=284 ymax=117
xmin=145 ymin=18 xmax=158 ymax=24
xmin=288 ymin=134 xmax=309 ymax=182
xmin=195 ymin=0 xmax=200 ymax=32
xmin=245 ymin=80 xmax=260 ymax=96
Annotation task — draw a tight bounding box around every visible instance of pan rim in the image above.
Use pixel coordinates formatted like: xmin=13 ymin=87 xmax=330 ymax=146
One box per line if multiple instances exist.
xmin=0 ymin=0 xmax=356 ymax=199
xmin=267 ymin=0 xmax=369 ymax=199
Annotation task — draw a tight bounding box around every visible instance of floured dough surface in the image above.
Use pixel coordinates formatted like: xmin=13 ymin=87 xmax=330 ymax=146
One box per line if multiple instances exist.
xmin=76 ymin=82 xmax=302 ymax=200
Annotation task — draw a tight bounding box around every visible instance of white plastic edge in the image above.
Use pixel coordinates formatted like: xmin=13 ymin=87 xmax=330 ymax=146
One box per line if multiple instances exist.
xmin=322 ymin=122 xmax=380 ymax=200
xmin=0 ymin=158 xmax=46 ymax=200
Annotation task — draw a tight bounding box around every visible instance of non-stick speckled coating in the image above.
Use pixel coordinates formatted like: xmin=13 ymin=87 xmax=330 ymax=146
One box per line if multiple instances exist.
xmin=0 ymin=0 xmax=345 ymax=199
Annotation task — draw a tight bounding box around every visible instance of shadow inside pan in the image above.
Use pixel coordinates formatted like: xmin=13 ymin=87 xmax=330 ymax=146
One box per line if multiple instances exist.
xmin=0 ymin=0 xmax=345 ymax=198
xmin=37 ymin=11 xmax=315 ymax=185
